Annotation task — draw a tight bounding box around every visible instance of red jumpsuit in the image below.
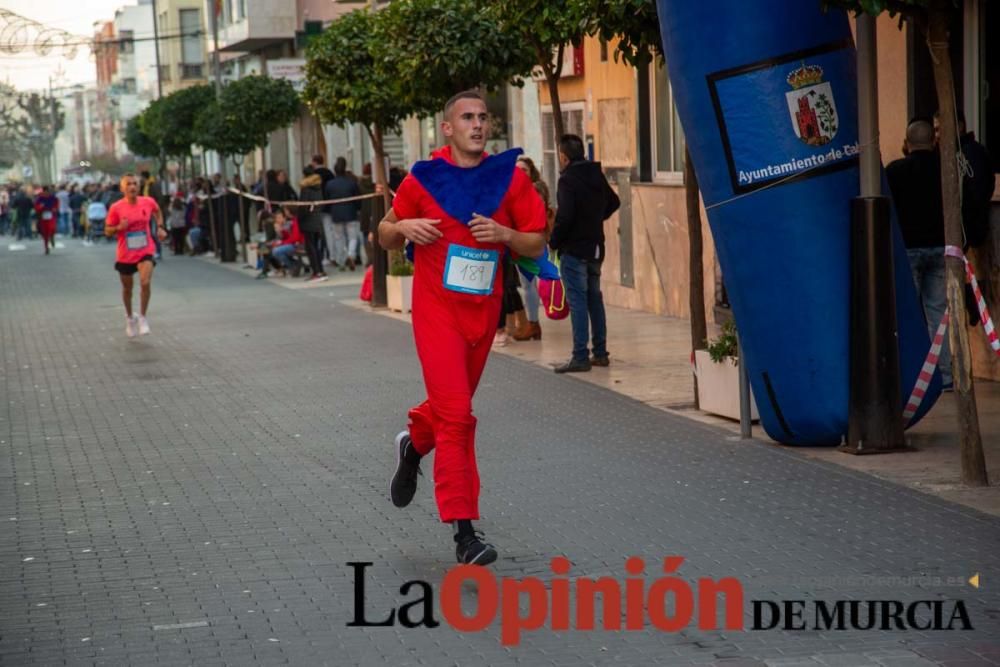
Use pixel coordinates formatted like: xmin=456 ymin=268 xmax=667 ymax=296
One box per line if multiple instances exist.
xmin=391 ymin=146 xmax=546 ymax=522
xmin=34 ymin=194 xmax=59 ymax=242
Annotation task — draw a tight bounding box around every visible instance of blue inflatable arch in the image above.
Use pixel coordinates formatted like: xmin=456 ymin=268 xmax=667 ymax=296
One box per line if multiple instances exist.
xmin=654 ymin=0 xmax=940 ymax=444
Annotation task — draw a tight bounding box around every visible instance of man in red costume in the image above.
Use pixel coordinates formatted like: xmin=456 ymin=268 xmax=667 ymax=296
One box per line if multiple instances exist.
xmin=33 ymin=185 xmax=59 ymax=255
xmin=379 ymin=91 xmax=547 ymax=565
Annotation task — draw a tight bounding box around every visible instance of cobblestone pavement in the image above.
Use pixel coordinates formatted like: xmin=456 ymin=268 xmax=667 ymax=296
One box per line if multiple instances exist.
xmin=2 ymin=242 xmax=999 ymax=666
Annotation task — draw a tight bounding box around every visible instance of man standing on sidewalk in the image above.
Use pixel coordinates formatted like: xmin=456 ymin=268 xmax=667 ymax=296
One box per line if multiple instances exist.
xmin=549 ymin=134 xmax=620 ymax=373
xmin=106 ymin=173 xmax=168 ymax=337
xmin=324 ymin=157 xmax=364 ymax=270
xmin=886 ymin=119 xmax=951 ymax=388
xmin=378 ymin=90 xmax=547 ymax=565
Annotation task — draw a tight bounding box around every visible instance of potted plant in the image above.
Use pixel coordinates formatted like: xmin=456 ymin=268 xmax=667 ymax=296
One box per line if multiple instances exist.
xmin=386 ymin=250 xmax=415 ymax=312
xmin=694 ymin=321 xmax=759 ymax=421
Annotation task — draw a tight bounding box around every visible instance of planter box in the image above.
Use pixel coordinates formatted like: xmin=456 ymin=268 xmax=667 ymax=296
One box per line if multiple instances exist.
xmin=387 ymin=275 xmax=413 ymax=312
xmin=695 ymin=349 xmax=759 ymax=422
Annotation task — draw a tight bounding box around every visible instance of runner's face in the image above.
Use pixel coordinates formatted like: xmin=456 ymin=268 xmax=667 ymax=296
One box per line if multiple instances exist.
xmin=122 ymin=177 xmax=139 ymax=197
xmin=443 ymin=98 xmax=489 ymax=156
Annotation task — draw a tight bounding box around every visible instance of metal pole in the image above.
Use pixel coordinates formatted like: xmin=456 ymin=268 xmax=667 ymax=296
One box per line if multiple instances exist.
xmin=737 ymin=334 xmax=752 ymax=439
xmin=209 ymin=2 xmax=231 ymax=261
xmin=49 ymin=76 xmax=57 ymax=183
xmin=856 ymin=14 xmax=880 ymax=198
xmin=151 ymin=0 xmax=163 ymax=99
xmin=844 ymin=13 xmax=905 ymax=454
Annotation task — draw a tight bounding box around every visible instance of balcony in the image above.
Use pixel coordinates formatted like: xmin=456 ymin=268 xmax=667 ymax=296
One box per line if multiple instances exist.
xmin=213 ymin=0 xmax=296 ymax=53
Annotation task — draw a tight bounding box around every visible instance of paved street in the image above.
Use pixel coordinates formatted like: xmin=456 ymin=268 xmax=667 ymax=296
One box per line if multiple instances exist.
xmin=2 ymin=241 xmax=1000 ymax=666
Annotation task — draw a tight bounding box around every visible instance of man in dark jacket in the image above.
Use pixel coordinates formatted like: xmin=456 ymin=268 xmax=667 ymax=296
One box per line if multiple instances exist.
xmin=298 ymin=166 xmax=328 ymax=282
xmin=549 ymin=134 xmax=621 ymax=373
xmin=957 ymin=114 xmax=995 ymax=249
xmin=887 ymin=118 xmax=950 ymax=387
xmin=323 ymin=157 xmax=363 ymax=270
xmin=12 ymin=187 xmax=35 ymax=240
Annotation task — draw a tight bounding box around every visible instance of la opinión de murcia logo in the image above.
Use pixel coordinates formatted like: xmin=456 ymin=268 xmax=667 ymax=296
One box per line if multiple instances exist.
xmin=347 ymin=557 xmax=974 ymax=646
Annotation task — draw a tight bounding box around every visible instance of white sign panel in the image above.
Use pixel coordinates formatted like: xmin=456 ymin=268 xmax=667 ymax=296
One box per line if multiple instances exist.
xmin=266 ymin=59 xmax=307 ymax=92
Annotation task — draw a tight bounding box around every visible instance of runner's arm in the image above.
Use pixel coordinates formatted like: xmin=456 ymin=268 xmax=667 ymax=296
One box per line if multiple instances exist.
xmin=469 ymin=215 xmax=545 ymax=258
xmin=105 ymin=208 xmax=122 ymax=237
xmin=378 ymin=208 xmax=441 ymax=249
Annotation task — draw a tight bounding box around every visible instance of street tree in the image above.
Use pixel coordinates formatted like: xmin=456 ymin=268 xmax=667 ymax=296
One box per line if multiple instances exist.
xmin=482 ymin=0 xmax=590 ymax=143
xmin=15 ymin=91 xmax=64 ymax=182
xmin=194 ymin=74 xmax=301 ymax=260
xmin=303 ymin=8 xmax=405 ymax=205
xmin=194 ymin=74 xmax=300 ymax=162
xmin=124 ymin=116 xmax=161 ymax=162
xmin=825 ymin=0 xmax=987 ymax=486
xmin=0 ymin=83 xmax=25 ymax=170
xmin=141 ymin=84 xmax=215 ymax=161
xmin=381 ymin=0 xmax=534 ymax=115
xmin=581 ymin=0 xmax=661 ymax=67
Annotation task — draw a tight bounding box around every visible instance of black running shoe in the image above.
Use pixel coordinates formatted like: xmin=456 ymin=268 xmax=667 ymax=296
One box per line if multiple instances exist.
xmin=389 ymin=431 xmax=421 ymax=508
xmin=455 ymin=532 xmax=498 ymax=566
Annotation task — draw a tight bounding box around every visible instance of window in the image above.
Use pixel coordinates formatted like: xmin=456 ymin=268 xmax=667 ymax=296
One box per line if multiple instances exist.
xmin=600 ymin=38 xmax=608 ymax=63
xmin=540 ymin=104 xmax=585 ymax=196
xmin=180 ymin=9 xmax=203 ymax=65
xmin=238 ymin=0 xmax=247 ymax=20
xmin=122 ymin=78 xmax=137 ymax=94
xmin=650 ymin=60 xmax=685 ymax=181
xmin=159 ymin=64 xmax=171 ymax=82
xmin=119 ymin=30 xmax=134 ymax=54
xmin=181 ymin=64 xmax=203 ymax=79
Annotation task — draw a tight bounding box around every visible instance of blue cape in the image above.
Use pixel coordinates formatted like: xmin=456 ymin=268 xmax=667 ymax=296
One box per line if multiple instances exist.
xmin=404 ymin=148 xmax=559 ymax=280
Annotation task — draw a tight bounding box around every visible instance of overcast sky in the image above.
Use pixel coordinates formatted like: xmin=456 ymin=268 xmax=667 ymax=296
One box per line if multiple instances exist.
xmin=2 ymin=0 xmax=142 ymax=92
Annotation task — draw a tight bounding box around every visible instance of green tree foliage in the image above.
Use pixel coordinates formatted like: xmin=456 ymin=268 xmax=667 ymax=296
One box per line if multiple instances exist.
xmin=195 ymin=75 xmax=300 ymax=158
xmin=380 ymin=0 xmax=535 ymax=112
xmin=580 ymin=0 xmax=662 ymax=67
xmin=481 ymin=0 xmax=590 ymax=141
xmin=303 ymin=9 xmax=408 ymax=135
xmin=141 ymin=84 xmax=215 ymax=158
xmin=0 ymin=83 xmax=24 ymax=169
xmin=124 ymin=116 xmax=160 ymax=158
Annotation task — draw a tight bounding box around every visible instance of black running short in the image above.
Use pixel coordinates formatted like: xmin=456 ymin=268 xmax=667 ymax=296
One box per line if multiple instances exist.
xmin=114 ymin=255 xmax=156 ymax=275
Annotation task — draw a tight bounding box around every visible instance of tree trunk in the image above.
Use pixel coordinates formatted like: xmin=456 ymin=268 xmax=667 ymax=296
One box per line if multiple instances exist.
xmin=369 ymin=124 xmax=389 ymax=308
xmin=537 ymin=43 xmax=565 ymax=146
xmin=927 ymin=3 xmax=988 ymax=486
xmin=685 ymin=148 xmax=707 ymax=409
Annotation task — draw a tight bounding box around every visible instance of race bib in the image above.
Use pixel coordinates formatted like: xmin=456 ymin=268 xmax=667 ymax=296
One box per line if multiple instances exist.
xmin=41 ymin=211 xmax=53 ymax=220
xmin=443 ymin=244 xmax=498 ymax=295
xmin=126 ymin=230 xmax=148 ymax=250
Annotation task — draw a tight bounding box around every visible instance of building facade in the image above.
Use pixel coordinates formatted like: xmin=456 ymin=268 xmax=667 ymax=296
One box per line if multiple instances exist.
xmin=94 ymin=21 xmax=118 ymax=156
xmin=156 ymin=0 xmax=208 ymax=95
xmin=112 ymin=0 xmax=158 ymax=151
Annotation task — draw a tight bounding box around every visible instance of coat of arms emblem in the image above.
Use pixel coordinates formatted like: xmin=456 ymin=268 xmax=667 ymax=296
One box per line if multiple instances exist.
xmin=785 ymin=63 xmax=838 ymax=146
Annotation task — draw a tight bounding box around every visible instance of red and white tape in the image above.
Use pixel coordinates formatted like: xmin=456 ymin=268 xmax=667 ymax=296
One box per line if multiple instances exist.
xmin=946 ymin=245 xmax=1000 ymax=356
xmin=902 ymin=246 xmax=999 ymax=424
xmin=902 ymin=310 xmax=949 ymax=423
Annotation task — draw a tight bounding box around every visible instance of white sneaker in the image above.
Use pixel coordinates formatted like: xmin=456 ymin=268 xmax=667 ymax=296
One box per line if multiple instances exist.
xmin=126 ymin=316 xmax=138 ymax=338
xmin=137 ymin=315 xmax=151 ymax=335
